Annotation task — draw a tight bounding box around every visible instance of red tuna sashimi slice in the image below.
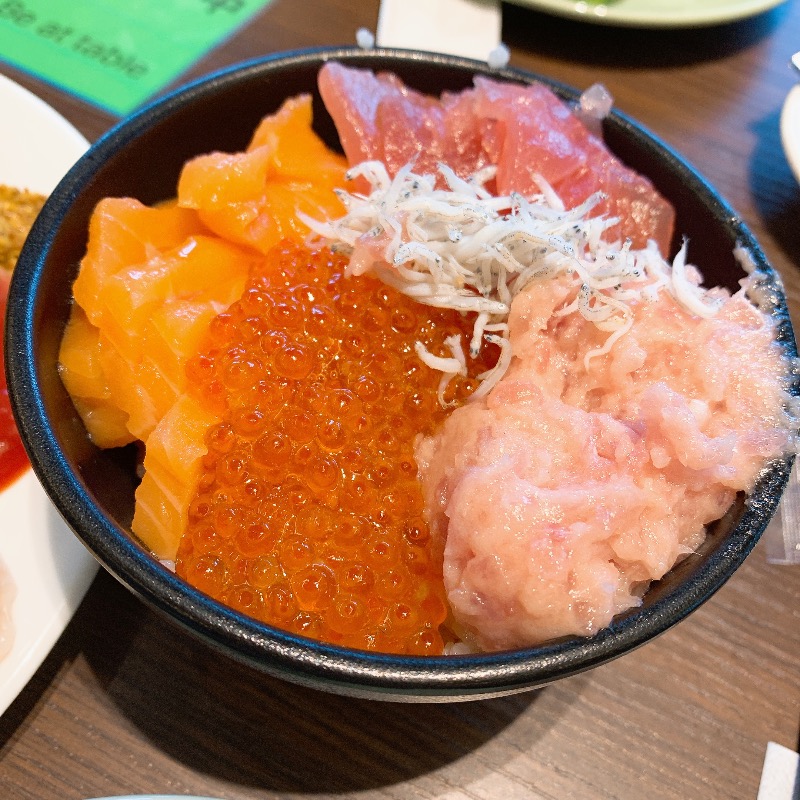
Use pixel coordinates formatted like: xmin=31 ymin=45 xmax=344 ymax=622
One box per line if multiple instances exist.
xmin=564 ymin=157 xmax=675 ymax=258
xmin=319 ymin=62 xmax=493 ymax=185
xmin=318 ymin=62 xmax=409 ymax=166
xmin=471 ymin=77 xmax=591 ymax=190
xmin=318 ymin=62 xmax=675 ymax=254
xmin=471 ymin=77 xmax=675 ymax=253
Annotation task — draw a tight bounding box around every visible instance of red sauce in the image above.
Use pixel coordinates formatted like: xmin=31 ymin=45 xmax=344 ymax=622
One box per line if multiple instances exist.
xmin=0 ymin=270 xmax=29 ymax=489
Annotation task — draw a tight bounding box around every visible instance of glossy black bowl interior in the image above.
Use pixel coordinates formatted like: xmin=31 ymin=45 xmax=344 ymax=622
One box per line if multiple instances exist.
xmin=6 ymin=47 xmax=797 ymax=701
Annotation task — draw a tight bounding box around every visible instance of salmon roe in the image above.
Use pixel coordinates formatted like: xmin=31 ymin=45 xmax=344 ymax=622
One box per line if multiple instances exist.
xmin=176 ymin=240 xmax=493 ymax=654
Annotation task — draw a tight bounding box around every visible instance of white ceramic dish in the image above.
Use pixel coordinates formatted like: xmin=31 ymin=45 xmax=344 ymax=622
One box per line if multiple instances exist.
xmin=780 ymin=83 xmax=800 ymax=185
xmin=0 ymin=72 xmax=98 ymax=717
xmin=506 ymin=0 xmax=787 ymax=28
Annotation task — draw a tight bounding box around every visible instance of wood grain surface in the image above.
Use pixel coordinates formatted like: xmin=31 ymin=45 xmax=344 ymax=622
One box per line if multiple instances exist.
xmin=1 ymin=1 xmax=799 ymax=798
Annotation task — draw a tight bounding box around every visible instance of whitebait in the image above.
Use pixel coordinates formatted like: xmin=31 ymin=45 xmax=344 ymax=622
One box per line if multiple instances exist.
xmin=300 ymin=161 xmax=716 ymax=400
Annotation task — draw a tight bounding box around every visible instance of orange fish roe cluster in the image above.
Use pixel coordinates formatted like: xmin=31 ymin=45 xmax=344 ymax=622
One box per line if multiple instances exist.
xmin=176 ymin=239 xmax=494 ymax=654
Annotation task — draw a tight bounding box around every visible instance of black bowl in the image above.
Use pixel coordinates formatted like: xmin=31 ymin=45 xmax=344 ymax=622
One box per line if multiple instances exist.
xmin=6 ymin=47 xmax=797 ymax=701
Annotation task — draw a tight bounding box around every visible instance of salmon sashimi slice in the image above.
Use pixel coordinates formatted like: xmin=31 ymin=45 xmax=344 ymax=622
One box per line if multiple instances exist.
xmin=177 ymin=95 xmax=348 ymax=253
xmin=98 ymin=235 xmax=254 ymax=340
xmin=63 ymin=226 xmax=252 ymax=443
xmin=115 ymin=236 xmax=250 ymax=430
xmin=58 ymin=306 xmax=134 ymax=449
xmin=247 ymin=94 xmax=347 ymax=183
xmin=72 ymin=198 xmax=207 ymax=319
xmin=131 ymin=393 xmax=219 ymax=560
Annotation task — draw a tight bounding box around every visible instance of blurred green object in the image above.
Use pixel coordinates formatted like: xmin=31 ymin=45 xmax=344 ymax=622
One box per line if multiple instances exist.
xmin=0 ymin=0 xmax=274 ymax=116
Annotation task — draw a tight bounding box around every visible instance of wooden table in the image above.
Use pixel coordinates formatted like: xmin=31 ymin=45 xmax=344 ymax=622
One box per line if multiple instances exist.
xmin=1 ymin=1 xmax=799 ymax=797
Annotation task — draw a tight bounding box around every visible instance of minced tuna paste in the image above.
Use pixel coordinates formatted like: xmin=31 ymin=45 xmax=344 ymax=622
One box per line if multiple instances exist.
xmin=415 ymin=272 xmax=795 ymax=651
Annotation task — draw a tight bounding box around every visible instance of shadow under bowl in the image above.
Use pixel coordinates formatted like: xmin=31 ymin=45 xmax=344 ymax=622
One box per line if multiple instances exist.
xmin=6 ymin=47 xmax=797 ymax=701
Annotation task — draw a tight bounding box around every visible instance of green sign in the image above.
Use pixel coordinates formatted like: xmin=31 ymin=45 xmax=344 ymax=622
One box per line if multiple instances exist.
xmin=0 ymin=0 xmax=273 ymax=116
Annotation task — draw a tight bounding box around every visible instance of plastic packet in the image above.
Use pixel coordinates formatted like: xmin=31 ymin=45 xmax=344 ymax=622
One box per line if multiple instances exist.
xmin=763 ymin=460 xmax=800 ymax=564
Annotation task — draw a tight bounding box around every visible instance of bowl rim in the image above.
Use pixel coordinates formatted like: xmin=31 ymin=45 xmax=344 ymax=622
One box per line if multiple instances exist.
xmin=7 ymin=46 xmax=797 ymax=700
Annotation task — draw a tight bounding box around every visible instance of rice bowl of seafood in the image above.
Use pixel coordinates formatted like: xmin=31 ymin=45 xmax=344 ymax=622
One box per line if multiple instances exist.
xmin=6 ymin=48 xmax=798 ymax=700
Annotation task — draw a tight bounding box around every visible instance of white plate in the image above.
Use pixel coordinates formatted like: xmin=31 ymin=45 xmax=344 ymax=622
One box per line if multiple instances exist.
xmin=780 ymin=84 xmax=800 ymax=185
xmin=506 ymin=0 xmax=787 ymax=28
xmin=0 ymin=72 xmax=98 ymax=716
